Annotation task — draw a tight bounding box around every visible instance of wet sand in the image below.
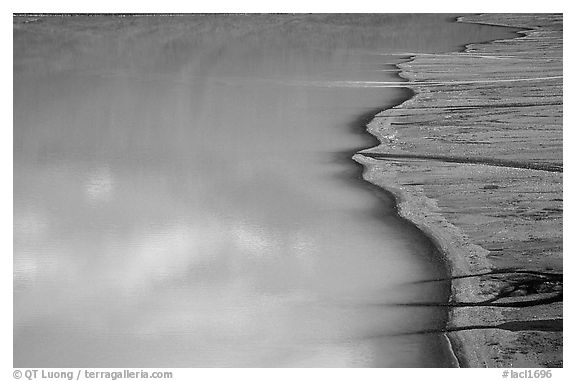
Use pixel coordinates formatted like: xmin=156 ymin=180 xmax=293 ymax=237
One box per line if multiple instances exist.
xmin=355 ymin=13 xmax=562 ymax=367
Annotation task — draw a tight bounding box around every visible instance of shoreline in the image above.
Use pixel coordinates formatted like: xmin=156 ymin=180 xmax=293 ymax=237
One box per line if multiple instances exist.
xmin=344 ymin=83 xmax=458 ymax=368
xmin=355 ymin=14 xmax=562 ymax=367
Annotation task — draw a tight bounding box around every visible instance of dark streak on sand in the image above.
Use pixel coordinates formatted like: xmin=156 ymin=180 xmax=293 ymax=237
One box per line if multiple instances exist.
xmin=395 ymin=319 xmax=563 ymax=336
xmin=412 ymin=269 xmax=563 ymax=284
xmin=359 ymin=152 xmax=563 ymax=173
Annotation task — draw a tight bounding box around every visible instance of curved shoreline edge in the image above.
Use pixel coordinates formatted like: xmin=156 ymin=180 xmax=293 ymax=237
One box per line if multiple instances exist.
xmin=355 ymin=14 xmax=563 ymax=367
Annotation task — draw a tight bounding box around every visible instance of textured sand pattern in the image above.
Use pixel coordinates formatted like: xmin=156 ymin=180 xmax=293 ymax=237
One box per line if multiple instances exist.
xmin=355 ymin=13 xmax=562 ymax=367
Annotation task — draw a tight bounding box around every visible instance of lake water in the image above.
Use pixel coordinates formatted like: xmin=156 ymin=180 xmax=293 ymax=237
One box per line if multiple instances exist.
xmin=14 ymin=14 xmax=516 ymax=367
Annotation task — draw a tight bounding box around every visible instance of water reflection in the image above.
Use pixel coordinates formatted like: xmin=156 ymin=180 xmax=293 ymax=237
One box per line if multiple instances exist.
xmin=14 ymin=14 xmax=517 ymax=367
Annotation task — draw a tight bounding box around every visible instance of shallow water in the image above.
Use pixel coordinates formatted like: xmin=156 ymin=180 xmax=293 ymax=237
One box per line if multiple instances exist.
xmin=14 ymin=14 xmax=516 ymax=367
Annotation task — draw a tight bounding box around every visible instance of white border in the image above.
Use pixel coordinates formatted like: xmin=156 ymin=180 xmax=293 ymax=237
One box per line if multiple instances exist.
xmin=4 ymin=2 xmax=571 ymax=380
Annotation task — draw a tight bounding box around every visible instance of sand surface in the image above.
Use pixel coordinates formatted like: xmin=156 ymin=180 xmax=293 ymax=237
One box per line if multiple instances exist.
xmin=355 ymin=13 xmax=562 ymax=367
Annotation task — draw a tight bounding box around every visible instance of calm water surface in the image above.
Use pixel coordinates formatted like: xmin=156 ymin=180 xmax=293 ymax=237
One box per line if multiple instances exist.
xmin=14 ymin=15 xmax=516 ymax=367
